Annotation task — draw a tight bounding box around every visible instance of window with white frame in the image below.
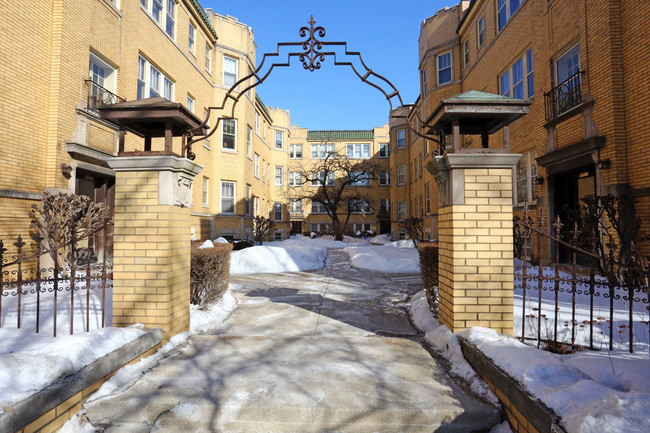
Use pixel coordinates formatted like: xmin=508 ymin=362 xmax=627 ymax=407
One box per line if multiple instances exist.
xmin=397 ymin=165 xmax=406 ymax=185
xmin=274 ymin=231 xmax=283 ymax=241
xmin=202 ymin=177 xmax=209 ymax=207
xmin=142 ymin=0 xmax=174 ymax=39
xmin=311 ymin=223 xmax=331 ymax=233
xmin=478 ymin=16 xmax=485 ymax=48
xmin=379 ymin=198 xmax=390 ymax=214
xmin=245 ymin=184 xmax=251 ymax=215
xmin=254 ymin=112 xmax=260 ymax=134
xmin=205 ymin=44 xmax=212 ymax=74
xmin=222 ymin=119 xmax=236 ymax=150
xmin=349 ymin=223 xmax=371 ymax=233
xmin=165 ymin=0 xmax=175 ymax=38
xmin=254 ymin=153 xmax=259 ymax=177
xmin=137 ymin=55 xmax=173 ymax=100
xmin=396 ymin=129 xmax=405 ymax=148
xmin=349 ymin=172 xmax=370 ymax=186
xmin=253 ymin=196 xmax=259 ymax=216
xmin=274 ymin=202 xmax=282 ymax=221
xmin=437 ymin=51 xmax=452 ymax=85
xmin=379 ymin=171 xmax=390 ymax=186
xmin=500 ymin=50 xmax=534 ymax=99
xmin=463 ymin=40 xmax=470 ymax=69
xmin=267 ymin=163 xmax=270 ymax=182
xmin=398 ymin=232 xmax=407 ymax=240
xmin=188 ymin=22 xmax=195 ymax=55
xmin=246 ymin=126 xmax=252 ymax=157
xmin=419 ymin=154 xmax=423 ymax=178
xmin=311 ymin=201 xmax=327 ymax=213
xmin=498 ymin=0 xmax=521 ymax=32
xmin=311 ymin=143 xmax=335 ymax=159
xmin=556 ymin=43 xmax=580 ymax=85
xmin=223 ymin=56 xmax=237 ymax=88
xmin=311 ymin=171 xmax=334 ymax=187
xmin=290 ymin=144 xmax=302 ymax=159
xmin=379 ymin=143 xmax=390 ymax=158
xmin=187 ymin=95 xmax=194 ymax=113
xmin=88 ymin=53 xmax=117 ymax=110
xmin=262 ymin=159 xmax=265 ymax=180
xmin=275 ymin=166 xmax=283 ymax=186
xmin=514 ymin=151 xmax=537 ymax=205
xmin=346 ymin=143 xmax=370 ymax=159
xmin=221 ymin=181 xmax=235 ymax=214
xmin=348 ymin=199 xmax=370 ymax=214
xmin=425 ymin=183 xmax=431 ymax=214
xmin=290 ymin=199 xmax=302 ymax=214
xmin=289 ymin=171 xmax=302 ymax=187
xmin=419 ymin=196 xmax=424 ymax=218
xmin=397 ymin=202 xmax=407 ymax=221
xmin=420 ymin=67 xmax=427 ymax=95
xmin=275 ymin=131 xmax=283 ymax=149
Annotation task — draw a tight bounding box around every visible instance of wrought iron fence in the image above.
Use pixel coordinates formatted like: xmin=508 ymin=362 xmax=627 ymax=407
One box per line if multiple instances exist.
xmin=0 ymin=223 xmax=113 ymax=336
xmin=86 ymin=79 xmax=125 ymax=113
xmin=514 ymin=209 xmax=649 ymax=354
xmin=544 ymin=70 xmax=584 ymax=121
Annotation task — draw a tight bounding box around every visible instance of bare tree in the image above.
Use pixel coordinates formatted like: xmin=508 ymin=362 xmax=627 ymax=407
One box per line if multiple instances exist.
xmin=286 ymin=149 xmax=382 ymax=241
xmin=253 ymin=215 xmax=276 ymax=245
xmin=399 ymin=217 xmax=424 ymax=246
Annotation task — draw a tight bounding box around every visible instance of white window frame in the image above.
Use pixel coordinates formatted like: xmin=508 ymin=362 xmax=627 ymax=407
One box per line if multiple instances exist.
xmin=164 ymin=0 xmax=175 ymax=39
xmin=220 ymin=181 xmax=236 ymax=214
xmin=349 ymin=171 xmax=370 ymax=187
xmin=223 ymin=55 xmax=238 ymax=88
xmin=246 ymin=126 xmax=252 ymax=157
xmin=274 ymin=231 xmax=283 ymax=241
xmin=187 ymin=95 xmax=194 ymax=113
xmin=141 ymin=0 xmax=175 ymax=39
xmin=346 ymin=143 xmax=370 ymax=159
xmin=137 ymin=55 xmax=173 ymax=100
xmin=255 ymin=112 xmax=260 ymax=134
xmin=274 ymin=202 xmax=283 ymax=221
xmin=379 ymin=171 xmax=390 ymax=186
xmin=397 ymin=202 xmax=407 ymax=221
xmin=379 ymin=198 xmax=390 ymax=214
xmin=205 ymin=44 xmax=212 ymax=74
xmin=425 ymin=183 xmax=431 ymax=214
xmin=379 ymin=143 xmax=390 ymax=158
xmin=463 ymin=40 xmax=470 ymax=69
xmin=254 ymin=153 xmax=260 ymax=178
xmin=202 ymin=177 xmax=209 ymax=207
xmin=498 ymin=0 xmax=521 ymax=32
xmin=436 ymin=51 xmax=452 ymax=86
xmin=311 ymin=201 xmax=327 ymax=214
xmin=514 ymin=151 xmax=537 ymax=206
xmin=188 ymin=22 xmax=196 ymax=55
xmin=500 ymin=51 xmax=534 ymax=100
xmin=275 ymin=166 xmax=284 ymax=186
xmin=348 ymin=199 xmax=370 ymax=214
xmin=397 ymin=129 xmax=405 ymax=148
xmin=397 ymin=165 xmax=406 ymax=185
xmin=222 ymin=118 xmax=236 ymax=151
xmin=289 ymin=171 xmax=302 ymax=187
xmin=478 ymin=16 xmax=485 ymax=48
xmin=311 ymin=143 xmax=335 ymax=159
xmin=290 ymin=144 xmax=303 ymax=159
xmin=290 ymin=199 xmax=302 ymax=214
xmin=311 ymin=171 xmax=334 ymax=187
xmin=275 ymin=131 xmax=284 ymax=149
xmin=245 ymin=184 xmax=251 ymax=215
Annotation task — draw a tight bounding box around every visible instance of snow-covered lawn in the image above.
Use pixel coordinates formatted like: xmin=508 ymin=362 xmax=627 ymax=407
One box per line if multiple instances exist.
xmin=344 ymin=238 xmax=420 ymax=273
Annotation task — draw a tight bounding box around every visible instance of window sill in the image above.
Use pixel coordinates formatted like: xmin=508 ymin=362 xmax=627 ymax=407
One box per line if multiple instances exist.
xmin=221 ymin=148 xmax=237 ymax=154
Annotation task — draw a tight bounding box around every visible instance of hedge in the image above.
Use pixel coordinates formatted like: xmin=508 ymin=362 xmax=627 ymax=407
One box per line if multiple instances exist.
xmin=190 ymin=242 xmax=233 ymax=307
xmin=417 ymin=242 xmax=439 ymax=317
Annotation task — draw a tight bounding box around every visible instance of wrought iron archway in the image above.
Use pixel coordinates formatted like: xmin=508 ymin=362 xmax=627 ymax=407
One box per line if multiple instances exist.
xmin=182 ymin=16 xmax=441 ymax=160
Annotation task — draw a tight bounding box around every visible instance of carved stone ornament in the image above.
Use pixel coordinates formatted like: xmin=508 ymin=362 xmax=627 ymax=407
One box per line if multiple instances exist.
xmin=174 ymin=174 xmax=194 ymax=208
xmin=435 ymin=171 xmax=451 ymax=207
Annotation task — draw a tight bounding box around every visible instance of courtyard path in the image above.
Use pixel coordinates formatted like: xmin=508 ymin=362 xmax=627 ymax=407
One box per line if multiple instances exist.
xmin=78 ymin=250 xmax=499 ymax=432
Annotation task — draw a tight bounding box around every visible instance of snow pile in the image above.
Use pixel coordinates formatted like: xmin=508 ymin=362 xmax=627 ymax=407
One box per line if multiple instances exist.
xmin=0 ymin=326 xmax=146 ymax=408
xmin=370 ymin=234 xmax=392 ymax=245
xmin=344 ymin=242 xmax=420 ymax=273
xmin=190 ymin=287 xmax=239 ymax=334
xmin=198 ymin=239 xmax=214 ymax=249
xmin=385 ymin=239 xmax=416 ymax=248
xmin=230 ymin=240 xmax=327 ymax=274
xmin=459 ymin=327 xmax=650 ymax=433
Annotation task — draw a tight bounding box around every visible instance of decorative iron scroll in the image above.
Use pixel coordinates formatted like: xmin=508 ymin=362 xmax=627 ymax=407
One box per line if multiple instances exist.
xmin=183 ymin=16 xmax=441 ymax=160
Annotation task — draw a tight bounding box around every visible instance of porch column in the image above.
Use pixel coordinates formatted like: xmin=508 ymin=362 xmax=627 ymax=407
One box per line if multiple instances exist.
xmin=107 ymin=155 xmax=203 ymax=342
xmin=428 ymin=153 xmax=520 ymax=334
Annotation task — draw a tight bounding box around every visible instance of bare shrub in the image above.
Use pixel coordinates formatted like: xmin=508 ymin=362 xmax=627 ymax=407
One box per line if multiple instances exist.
xmin=253 ymin=216 xmax=276 ymax=245
xmin=400 ymin=217 xmax=424 ymax=247
xmin=418 ymin=242 xmax=439 ymax=317
xmin=190 ymin=242 xmax=233 ymax=307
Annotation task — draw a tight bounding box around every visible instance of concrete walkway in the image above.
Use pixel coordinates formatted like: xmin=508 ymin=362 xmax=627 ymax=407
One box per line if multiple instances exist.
xmin=79 ymin=250 xmax=499 ymax=432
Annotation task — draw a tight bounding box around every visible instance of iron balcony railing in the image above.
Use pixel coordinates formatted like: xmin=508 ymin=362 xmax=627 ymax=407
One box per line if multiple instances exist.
xmin=544 ymin=70 xmax=584 ymax=121
xmin=86 ymin=79 xmax=125 ymax=113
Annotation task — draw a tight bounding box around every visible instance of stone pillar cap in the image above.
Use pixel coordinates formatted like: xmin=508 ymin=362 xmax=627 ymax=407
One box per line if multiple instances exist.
xmin=106 ymin=155 xmax=203 ymax=176
xmin=426 ymin=153 xmax=521 ymax=175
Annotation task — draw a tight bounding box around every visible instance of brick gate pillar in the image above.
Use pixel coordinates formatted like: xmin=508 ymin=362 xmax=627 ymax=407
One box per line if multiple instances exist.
xmin=107 ymin=156 xmax=203 ymax=342
xmin=428 ymin=153 xmax=521 ymax=334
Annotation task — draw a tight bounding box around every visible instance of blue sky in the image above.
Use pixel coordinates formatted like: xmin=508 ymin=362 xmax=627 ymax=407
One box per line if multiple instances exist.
xmin=202 ymin=0 xmax=451 ymax=130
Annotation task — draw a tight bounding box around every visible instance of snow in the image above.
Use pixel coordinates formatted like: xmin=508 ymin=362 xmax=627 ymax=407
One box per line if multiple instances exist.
xmin=198 ymin=239 xmax=214 ymax=249
xmin=370 ymin=234 xmax=391 ymax=245
xmin=190 ymin=288 xmax=239 ymax=334
xmin=0 ymin=326 xmax=146 ymax=408
xmin=344 ymin=240 xmax=420 ymax=273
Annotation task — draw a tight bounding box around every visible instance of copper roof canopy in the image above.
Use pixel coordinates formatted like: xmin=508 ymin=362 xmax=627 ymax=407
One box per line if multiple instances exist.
xmin=426 ymin=90 xmax=531 ymax=153
xmin=98 ymin=97 xmax=208 ymax=158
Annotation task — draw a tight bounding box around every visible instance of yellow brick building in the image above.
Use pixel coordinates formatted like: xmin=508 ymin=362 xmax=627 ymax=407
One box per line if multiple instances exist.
xmin=391 ymin=0 xmax=650 ymax=258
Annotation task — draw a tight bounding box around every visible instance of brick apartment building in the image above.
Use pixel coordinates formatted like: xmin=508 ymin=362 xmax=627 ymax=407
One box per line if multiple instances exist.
xmin=389 ymin=0 xmax=650 ymax=259
xmin=0 ymin=0 xmax=391 ymax=245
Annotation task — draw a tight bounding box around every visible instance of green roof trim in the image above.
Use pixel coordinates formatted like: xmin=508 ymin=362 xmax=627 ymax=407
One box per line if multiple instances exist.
xmin=189 ymin=0 xmax=218 ymax=41
xmin=255 ymin=94 xmax=273 ymax=122
xmin=307 ymin=130 xmax=374 ymax=141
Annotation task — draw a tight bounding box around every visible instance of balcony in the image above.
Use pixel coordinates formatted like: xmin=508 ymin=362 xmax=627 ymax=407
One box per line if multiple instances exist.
xmin=86 ymin=80 xmax=125 ymax=114
xmin=544 ymin=70 xmax=584 ymax=122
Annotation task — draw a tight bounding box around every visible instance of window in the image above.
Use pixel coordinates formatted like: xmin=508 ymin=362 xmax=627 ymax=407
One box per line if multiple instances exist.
xmin=253 ymin=196 xmax=259 ymax=216
xmin=419 ymin=154 xmax=423 ymax=178
xmin=500 ymin=51 xmax=534 ymax=100
xmin=245 ymin=184 xmax=251 ymax=215
xmin=187 ymin=95 xmax=194 ymax=113
xmin=556 ymin=43 xmax=580 ymax=85
xmin=137 ymin=55 xmax=173 ymax=100
xmin=202 ymin=177 xmax=209 ymax=207
xmin=379 ymin=198 xmax=390 ymax=214
xmin=142 ymin=0 xmax=176 ymax=38
xmin=274 ymin=203 xmax=283 ymax=221
xmin=275 ymin=166 xmax=283 ymax=186
xmin=290 ymin=199 xmax=302 ymax=214
xmin=254 ymin=153 xmax=259 ymax=177
xmin=413 ymin=158 xmax=418 ymax=179
xmin=424 ymin=140 xmax=430 ymax=156
xmin=290 ymin=144 xmax=302 ymax=159
xmin=188 ymin=22 xmax=195 ymax=55
xmin=311 ymin=223 xmax=332 ymax=233
xmin=397 ymin=129 xmax=405 ymax=148
xmin=224 ymin=56 xmax=237 ymax=88
xmin=221 ymin=181 xmax=235 ymax=214
xmin=425 ymin=183 xmax=431 ymax=214
xmin=205 ymin=44 xmax=212 ymax=74
xmin=379 ymin=143 xmax=390 ymax=158
xmin=312 ymin=172 xmax=334 ymax=187
xmin=255 ymin=112 xmax=260 ymax=134
xmin=498 ymin=0 xmax=521 ymax=32
xmin=289 ymin=171 xmax=302 ymax=187
xmin=419 ymin=196 xmax=424 ymax=218
xmin=222 ymin=119 xmax=236 ymax=150
xmin=349 ymin=172 xmax=370 ymax=186
xmin=246 ymin=126 xmax=252 ymax=157
xmin=436 ymin=51 xmax=452 ymax=85
xmin=262 ymin=159 xmax=265 ymax=180
xmin=311 ymin=143 xmax=335 ymax=159
xmin=398 ymin=202 xmax=407 ymax=221
xmin=349 ymin=223 xmax=371 ymax=233
xmin=421 ymin=67 xmax=427 ymax=95
xmin=398 ymin=232 xmax=407 ymax=241
xmin=275 ymin=131 xmax=283 ymax=149
xmin=311 ymin=201 xmax=327 ymax=213
xmin=397 ymin=165 xmax=406 ymax=185
xmin=274 ymin=232 xmax=283 ymax=241
xmin=346 ymin=143 xmax=370 ymax=159
xmin=379 ymin=171 xmax=390 ymax=186
xmin=165 ymin=0 xmax=175 ymax=38
xmin=514 ymin=151 xmax=538 ymax=205
xmin=478 ymin=16 xmax=485 ymax=48
xmin=348 ymin=199 xmax=370 ymax=214
xmin=88 ymin=53 xmax=116 ymax=110
xmin=463 ymin=40 xmax=470 ymax=69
